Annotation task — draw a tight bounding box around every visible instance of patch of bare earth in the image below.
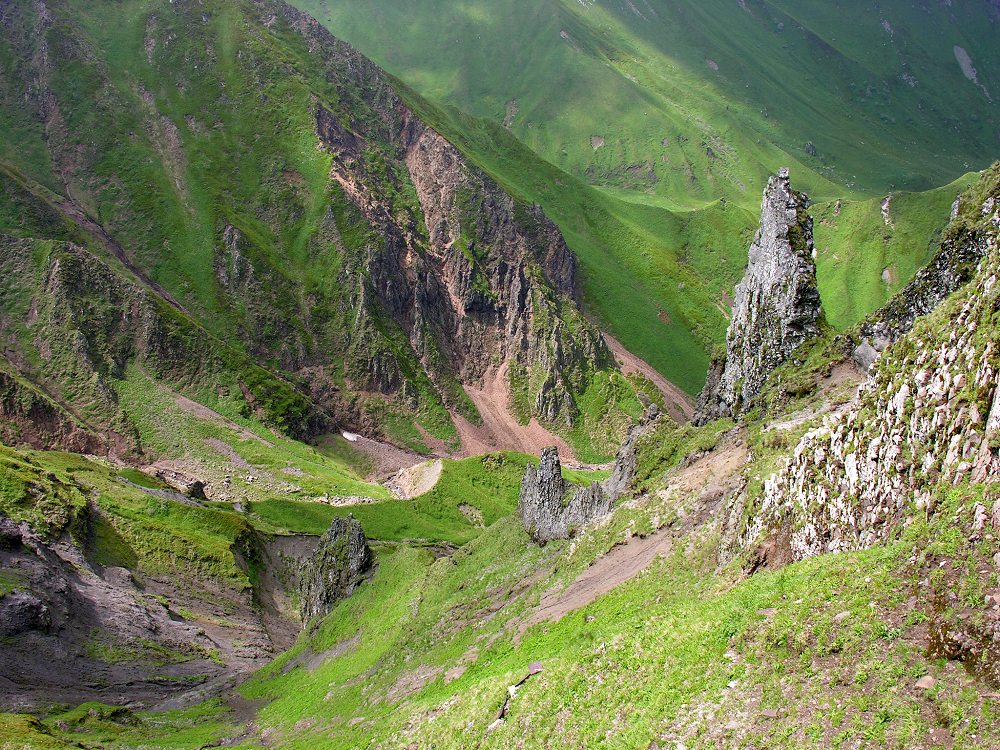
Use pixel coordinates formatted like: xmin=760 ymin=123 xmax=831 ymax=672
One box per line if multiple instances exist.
xmin=455 ymin=361 xmax=576 ymax=460
xmin=602 ymin=334 xmax=695 ymax=422
xmin=519 ymin=527 xmax=675 ymax=636
xmin=385 ymin=459 xmax=443 ymax=499
xmin=341 ymin=432 xmax=424 ymax=480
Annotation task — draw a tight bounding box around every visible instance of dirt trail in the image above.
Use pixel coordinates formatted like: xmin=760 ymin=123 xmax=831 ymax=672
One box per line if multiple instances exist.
xmin=602 ymin=334 xmax=695 ymax=422
xmin=518 ymin=436 xmax=748 ymax=637
xmin=519 ymin=527 xmax=674 ymax=635
xmin=456 ymin=361 xmax=575 ymax=460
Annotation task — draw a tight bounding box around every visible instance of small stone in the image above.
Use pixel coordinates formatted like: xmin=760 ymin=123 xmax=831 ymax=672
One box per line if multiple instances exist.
xmin=833 ymin=610 xmax=851 ymax=623
xmin=915 ymin=675 xmax=937 ymax=690
xmin=761 ymin=709 xmax=779 ymax=719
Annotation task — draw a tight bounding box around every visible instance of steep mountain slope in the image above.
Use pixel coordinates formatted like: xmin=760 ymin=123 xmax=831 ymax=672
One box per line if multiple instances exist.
xmin=2 ymin=0 xmax=975 ymax=414
xmin=291 ymin=0 xmax=1000 ymax=206
xmin=0 ymin=0 xmax=661 ymax=459
xmin=2 ymin=0 xmax=999 ymax=745
xmin=4 ymin=165 xmax=995 ymax=750
xmin=813 ymin=172 xmax=978 ymax=329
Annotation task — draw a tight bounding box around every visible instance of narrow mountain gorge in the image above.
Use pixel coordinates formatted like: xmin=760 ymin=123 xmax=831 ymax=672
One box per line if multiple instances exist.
xmin=1 ymin=1 xmax=999 ymax=749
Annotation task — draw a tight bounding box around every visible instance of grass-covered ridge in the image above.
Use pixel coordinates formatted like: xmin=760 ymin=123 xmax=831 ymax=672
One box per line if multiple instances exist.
xmin=293 ymin=0 xmax=999 ymax=207
xmin=813 ymin=172 xmax=978 ymax=330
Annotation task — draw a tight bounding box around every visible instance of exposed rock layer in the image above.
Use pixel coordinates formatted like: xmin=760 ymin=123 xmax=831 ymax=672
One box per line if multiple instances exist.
xmin=695 ymin=169 xmax=820 ymax=423
xmin=0 ymin=512 xmax=275 ymax=711
xmin=746 ymin=197 xmax=1000 ymax=561
xmin=0 ymin=0 xmax=620 ymax=457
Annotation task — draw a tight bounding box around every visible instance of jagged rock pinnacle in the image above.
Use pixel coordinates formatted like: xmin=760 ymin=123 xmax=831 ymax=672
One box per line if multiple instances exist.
xmin=517 ymin=448 xmax=611 ymax=544
xmin=695 ymin=169 xmax=820 ymax=423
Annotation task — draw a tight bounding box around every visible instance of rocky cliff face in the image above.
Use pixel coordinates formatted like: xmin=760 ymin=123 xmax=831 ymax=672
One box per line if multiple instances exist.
xmin=0 ymin=0 xmax=622 ymax=453
xmin=313 ymin=91 xmax=612 ymax=426
xmin=298 ymin=515 xmax=373 ymax=624
xmin=517 ymin=448 xmax=612 ymax=544
xmin=744 ymin=195 xmax=1000 ymax=562
xmin=0 ymin=236 xmax=331 ymax=457
xmin=695 ymin=169 xmax=820 ymax=423
xmin=0 ymin=509 xmax=276 ymax=711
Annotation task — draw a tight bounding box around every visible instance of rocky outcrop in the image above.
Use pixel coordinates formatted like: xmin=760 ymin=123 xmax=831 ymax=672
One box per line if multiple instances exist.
xmin=298 ymin=515 xmax=374 ymax=624
xmin=518 ymin=448 xmax=612 ymax=544
xmin=519 ymin=403 xmax=663 ymax=542
xmin=0 ymin=510 xmax=270 ymax=711
xmin=269 ymin=0 xmax=618 ymax=433
xmin=0 ymin=369 xmax=105 ymax=455
xmin=0 ymin=591 xmax=50 ymax=637
xmin=0 ymin=236 xmax=332 ymax=455
xmin=744 ymin=196 xmax=1000 ymax=562
xmin=853 ymin=172 xmax=1000 ymax=370
xmin=602 ymin=403 xmax=661 ymax=498
xmin=695 ymin=169 xmax=820 ymax=423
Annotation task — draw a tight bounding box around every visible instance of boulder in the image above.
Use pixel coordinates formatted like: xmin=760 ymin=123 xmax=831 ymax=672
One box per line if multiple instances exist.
xmin=298 ymin=515 xmax=373 ymax=624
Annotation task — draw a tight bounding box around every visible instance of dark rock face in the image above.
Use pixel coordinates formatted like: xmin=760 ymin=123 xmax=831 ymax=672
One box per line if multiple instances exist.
xmin=0 ymin=510 xmax=273 ymax=712
xmin=695 ymin=169 xmax=820 ymax=423
xmin=0 ymin=592 xmax=50 ymax=637
xmin=298 ymin=516 xmax=374 ymax=624
xmin=517 ymin=448 xmax=612 ymax=544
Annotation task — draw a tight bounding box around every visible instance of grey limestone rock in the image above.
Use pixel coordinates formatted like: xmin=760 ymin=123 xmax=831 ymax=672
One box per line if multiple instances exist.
xmin=602 ymin=403 xmax=660 ymax=499
xmin=695 ymin=169 xmax=820 ymax=423
xmin=518 ymin=448 xmax=612 ymax=544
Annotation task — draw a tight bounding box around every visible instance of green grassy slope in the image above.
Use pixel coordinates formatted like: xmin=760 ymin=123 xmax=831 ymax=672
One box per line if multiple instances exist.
xmin=813 ymin=173 xmax=978 ymax=330
xmin=293 ymin=0 xmax=1000 ymax=207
